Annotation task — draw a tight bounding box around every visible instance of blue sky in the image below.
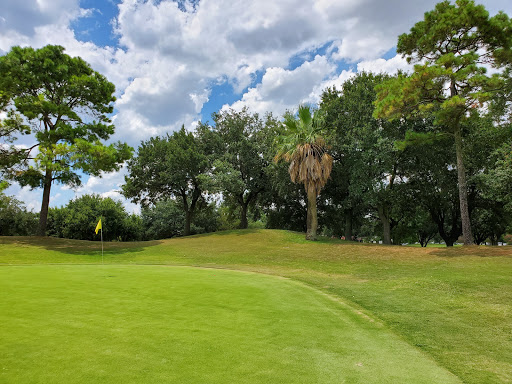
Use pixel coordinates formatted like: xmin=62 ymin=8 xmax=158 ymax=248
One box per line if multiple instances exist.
xmin=1 ymin=0 xmax=511 ymax=213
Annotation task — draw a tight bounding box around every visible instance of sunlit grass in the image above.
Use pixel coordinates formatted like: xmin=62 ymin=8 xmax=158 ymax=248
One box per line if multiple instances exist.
xmin=0 ymin=265 xmax=461 ymax=384
xmin=1 ymin=229 xmax=511 ymax=383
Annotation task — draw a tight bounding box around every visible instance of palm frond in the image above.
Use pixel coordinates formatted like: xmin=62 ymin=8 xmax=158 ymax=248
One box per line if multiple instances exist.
xmin=274 ymin=104 xmax=333 ymax=195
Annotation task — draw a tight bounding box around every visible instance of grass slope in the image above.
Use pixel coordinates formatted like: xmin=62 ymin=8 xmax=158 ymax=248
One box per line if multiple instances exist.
xmin=1 ymin=229 xmax=511 ymax=383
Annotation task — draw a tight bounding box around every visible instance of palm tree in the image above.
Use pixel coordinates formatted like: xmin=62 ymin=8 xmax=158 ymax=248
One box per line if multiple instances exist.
xmin=274 ymin=105 xmax=333 ymax=240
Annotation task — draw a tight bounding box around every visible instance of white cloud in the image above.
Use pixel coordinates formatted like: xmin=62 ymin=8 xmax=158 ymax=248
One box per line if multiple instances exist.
xmin=227 ymin=55 xmax=336 ymax=116
xmin=357 ymin=54 xmax=412 ymax=75
xmin=5 ymin=0 xmax=510 ymax=146
xmin=2 ymin=185 xmax=41 ymax=212
xmin=0 ymin=0 xmax=81 ymax=37
xmin=70 ymin=165 xmax=140 ymax=214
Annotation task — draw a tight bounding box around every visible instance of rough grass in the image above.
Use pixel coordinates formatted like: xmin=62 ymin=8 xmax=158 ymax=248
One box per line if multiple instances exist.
xmin=1 ymin=229 xmax=511 ymax=383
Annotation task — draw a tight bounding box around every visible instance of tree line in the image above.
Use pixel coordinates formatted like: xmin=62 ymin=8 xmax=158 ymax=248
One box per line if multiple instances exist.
xmin=1 ymin=0 xmax=511 ymax=246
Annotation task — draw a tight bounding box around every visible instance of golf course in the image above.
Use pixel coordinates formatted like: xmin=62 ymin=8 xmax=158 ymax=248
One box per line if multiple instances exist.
xmin=1 ymin=229 xmax=511 ymax=383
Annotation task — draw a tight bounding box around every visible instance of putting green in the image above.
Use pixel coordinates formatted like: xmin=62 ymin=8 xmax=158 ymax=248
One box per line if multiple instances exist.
xmin=0 ymin=265 xmax=460 ymax=383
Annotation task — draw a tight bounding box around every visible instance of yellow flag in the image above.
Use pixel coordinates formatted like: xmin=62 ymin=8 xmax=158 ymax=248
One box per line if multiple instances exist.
xmin=95 ymin=219 xmax=102 ymax=235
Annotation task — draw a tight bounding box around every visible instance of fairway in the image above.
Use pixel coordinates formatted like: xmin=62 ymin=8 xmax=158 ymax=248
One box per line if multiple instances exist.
xmin=0 ymin=264 xmax=460 ymax=384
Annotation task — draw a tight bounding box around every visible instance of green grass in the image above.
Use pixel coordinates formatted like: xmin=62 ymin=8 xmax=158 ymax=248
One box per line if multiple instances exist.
xmin=1 ymin=229 xmax=511 ymax=383
xmin=0 ymin=265 xmax=459 ymax=384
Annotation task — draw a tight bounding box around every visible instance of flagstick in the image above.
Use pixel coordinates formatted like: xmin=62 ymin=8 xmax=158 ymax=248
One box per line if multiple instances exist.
xmin=101 ymin=227 xmax=104 ymax=264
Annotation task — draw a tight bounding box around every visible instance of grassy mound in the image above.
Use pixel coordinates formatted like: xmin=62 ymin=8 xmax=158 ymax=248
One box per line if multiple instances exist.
xmin=1 ymin=229 xmax=511 ymax=383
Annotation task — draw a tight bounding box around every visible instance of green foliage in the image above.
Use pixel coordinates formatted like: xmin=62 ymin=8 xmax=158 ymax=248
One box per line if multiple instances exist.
xmin=47 ymin=194 xmax=142 ymax=241
xmin=0 ymin=103 xmax=30 ymax=177
xmin=141 ymin=198 xmax=219 ymax=240
xmin=141 ymin=199 xmax=185 ymax=239
xmin=263 ymin=160 xmax=307 ymax=233
xmin=374 ymin=0 xmax=512 ymax=245
xmin=191 ymin=201 xmax=220 ymax=235
xmin=0 ymin=45 xmax=133 ymax=235
xmin=0 ymin=194 xmax=38 ymax=236
xmin=376 ymin=0 xmax=512 ymax=126
xmin=210 ymin=108 xmax=271 ymax=229
xmin=319 ymin=73 xmax=427 ymax=244
xmin=123 ymin=126 xmax=215 ymax=236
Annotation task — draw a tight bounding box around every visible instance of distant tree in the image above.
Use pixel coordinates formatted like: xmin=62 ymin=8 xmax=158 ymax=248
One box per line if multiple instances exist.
xmin=211 ymin=108 xmax=269 ymax=229
xmin=0 ymin=194 xmax=38 ymax=236
xmin=141 ymin=198 xmax=219 ymax=240
xmin=374 ymin=0 xmax=512 ymax=245
xmin=320 ymin=73 xmax=425 ymax=244
xmin=141 ymin=199 xmax=185 ymax=240
xmin=410 ymin=208 xmax=438 ymax=247
xmin=0 ymin=45 xmax=132 ymax=236
xmin=482 ymin=142 xmax=512 ymax=215
xmin=123 ymin=126 xmax=215 ymax=236
xmin=275 ymin=106 xmax=333 ymax=240
xmin=47 ymin=194 xmax=142 ymax=241
xmin=404 ymin=134 xmax=463 ymax=247
xmin=46 ymin=206 xmax=67 ymax=239
xmin=317 ymin=86 xmax=355 ymax=239
xmin=190 ymin=201 xmax=220 ymax=235
xmin=0 ymin=93 xmax=30 ymax=179
xmin=263 ymin=159 xmax=307 ymax=233
xmin=257 ymin=117 xmax=307 ymax=232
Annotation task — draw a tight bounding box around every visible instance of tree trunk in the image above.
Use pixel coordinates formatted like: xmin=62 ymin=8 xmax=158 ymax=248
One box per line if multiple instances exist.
xmin=344 ymin=210 xmax=353 ymax=240
xmin=38 ymin=170 xmax=52 ymax=236
xmin=378 ymin=206 xmax=392 ymax=245
xmin=239 ymin=202 xmax=249 ymax=229
xmin=454 ymin=126 xmax=474 ymax=245
xmin=184 ymin=210 xmax=192 ymax=236
xmin=306 ymin=188 xmax=317 ymax=241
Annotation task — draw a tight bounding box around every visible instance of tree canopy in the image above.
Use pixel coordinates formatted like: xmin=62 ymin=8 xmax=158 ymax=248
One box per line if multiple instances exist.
xmin=210 ymin=108 xmax=271 ymax=229
xmin=374 ymin=0 xmax=512 ymax=245
xmin=122 ymin=126 xmax=215 ymax=236
xmin=0 ymin=45 xmax=132 ymax=235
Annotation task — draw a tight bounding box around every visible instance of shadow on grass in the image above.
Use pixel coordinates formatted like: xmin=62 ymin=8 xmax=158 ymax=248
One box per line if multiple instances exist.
xmin=198 ymin=229 xmax=262 ymax=236
xmin=428 ymin=245 xmax=512 ymax=258
xmin=0 ymin=236 xmax=163 ymax=255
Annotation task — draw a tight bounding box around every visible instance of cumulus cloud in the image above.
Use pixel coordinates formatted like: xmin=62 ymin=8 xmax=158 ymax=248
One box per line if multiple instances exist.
xmin=357 ymin=54 xmax=412 ymax=75
xmin=227 ymin=55 xmax=336 ymax=116
xmin=5 ymin=0 xmax=511 ymax=143
xmin=0 ymin=0 xmax=81 ymax=37
xmin=69 ymin=165 xmax=140 ymax=214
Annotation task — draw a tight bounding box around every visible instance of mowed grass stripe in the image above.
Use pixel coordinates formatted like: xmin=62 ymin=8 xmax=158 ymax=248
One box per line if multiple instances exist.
xmin=0 ymin=265 xmax=460 ymax=384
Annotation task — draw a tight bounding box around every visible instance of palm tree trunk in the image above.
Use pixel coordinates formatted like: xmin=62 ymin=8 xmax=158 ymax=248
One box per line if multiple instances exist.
xmin=306 ymin=188 xmax=318 ymax=240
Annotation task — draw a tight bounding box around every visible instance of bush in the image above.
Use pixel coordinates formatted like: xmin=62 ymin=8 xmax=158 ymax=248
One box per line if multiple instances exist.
xmin=0 ymin=194 xmax=38 ymax=236
xmin=47 ymin=194 xmax=144 ymax=241
xmin=141 ymin=199 xmax=185 ymax=240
